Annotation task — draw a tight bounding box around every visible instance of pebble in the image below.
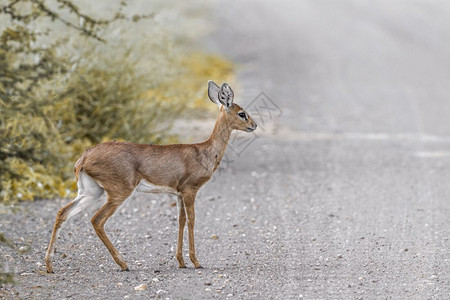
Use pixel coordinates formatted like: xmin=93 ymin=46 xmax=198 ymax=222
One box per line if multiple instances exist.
xmin=211 ymin=234 xmax=219 ymax=239
xmin=117 ymin=283 xmax=123 ymax=287
xmin=134 ymin=284 xmax=148 ymax=291
xmin=205 ymin=288 xmax=212 ymax=292
xmin=152 ymin=278 xmax=160 ymax=282
xmin=18 ymin=246 xmax=30 ymax=254
xmin=4 ymin=254 xmax=14 ymax=262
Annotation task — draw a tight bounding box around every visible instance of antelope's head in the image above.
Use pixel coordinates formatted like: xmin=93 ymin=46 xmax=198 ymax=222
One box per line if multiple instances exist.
xmin=207 ymin=81 xmax=257 ymax=132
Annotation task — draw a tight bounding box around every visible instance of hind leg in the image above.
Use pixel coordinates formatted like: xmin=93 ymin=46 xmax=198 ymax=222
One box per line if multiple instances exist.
xmin=45 ymin=197 xmax=79 ymax=273
xmin=91 ymin=198 xmax=130 ymax=271
xmin=45 ymin=172 xmax=104 ymax=273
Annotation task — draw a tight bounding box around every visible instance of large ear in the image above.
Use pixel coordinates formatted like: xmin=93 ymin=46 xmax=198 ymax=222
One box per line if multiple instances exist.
xmin=219 ymin=83 xmax=234 ymax=109
xmin=208 ymin=80 xmax=222 ymax=107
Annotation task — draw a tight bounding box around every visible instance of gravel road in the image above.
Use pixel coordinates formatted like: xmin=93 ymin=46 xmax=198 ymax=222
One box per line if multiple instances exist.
xmin=2 ymin=0 xmax=450 ymax=299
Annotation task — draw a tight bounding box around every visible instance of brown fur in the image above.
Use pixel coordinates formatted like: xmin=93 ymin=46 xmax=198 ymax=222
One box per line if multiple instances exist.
xmin=45 ymin=102 xmax=256 ymax=273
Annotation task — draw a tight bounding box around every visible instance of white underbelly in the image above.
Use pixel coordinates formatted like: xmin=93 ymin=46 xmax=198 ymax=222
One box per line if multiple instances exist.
xmin=136 ymin=180 xmax=179 ymax=196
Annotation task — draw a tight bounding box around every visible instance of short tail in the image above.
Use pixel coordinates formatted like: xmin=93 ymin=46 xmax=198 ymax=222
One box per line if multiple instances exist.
xmin=74 ymin=148 xmax=91 ymax=181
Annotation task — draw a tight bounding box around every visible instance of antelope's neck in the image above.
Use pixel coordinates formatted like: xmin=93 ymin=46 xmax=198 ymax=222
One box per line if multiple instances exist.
xmin=206 ymin=109 xmax=232 ymax=167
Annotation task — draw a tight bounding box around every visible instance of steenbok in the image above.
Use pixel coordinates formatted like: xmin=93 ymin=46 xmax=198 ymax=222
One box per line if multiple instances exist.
xmin=45 ymin=81 xmax=257 ymax=272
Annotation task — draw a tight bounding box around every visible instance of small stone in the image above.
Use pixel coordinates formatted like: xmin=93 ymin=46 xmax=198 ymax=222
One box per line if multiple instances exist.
xmin=6 ymin=256 xmax=14 ymax=262
xmin=18 ymin=246 xmax=30 ymax=254
xmin=61 ymin=253 xmax=67 ymax=259
xmin=117 ymin=283 xmax=123 ymax=287
xmin=211 ymin=234 xmax=219 ymax=240
xmin=337 ymin=254 xmax=343 ymax=259
xmin=205 ymin=282 xmax=212 ymax=286
xmin=227 ymin=294 xmax=233 ymax=297
xmin=152 ymin=278 xmax=160 ymax=282
xmin=134 ymin=284 xmax=148 ymax=291
xmin=205 ymin=288 xmax=212 ymax=292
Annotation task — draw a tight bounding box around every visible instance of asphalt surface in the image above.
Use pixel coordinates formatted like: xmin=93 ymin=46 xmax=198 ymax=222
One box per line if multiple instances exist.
xmin=2 ymin=0 xmax=450 ymax=299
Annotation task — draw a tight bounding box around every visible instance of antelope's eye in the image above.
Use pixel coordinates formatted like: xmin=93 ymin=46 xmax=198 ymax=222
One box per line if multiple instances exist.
xmin=238 ymin=112 xmax=246 ymax=119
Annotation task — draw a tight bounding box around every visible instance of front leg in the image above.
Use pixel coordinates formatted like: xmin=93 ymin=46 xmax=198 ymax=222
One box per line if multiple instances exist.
xmin=176 ymin=195 xmax=187 ymax=268
xmin=183 ymin=190 xmax=202 ymax=268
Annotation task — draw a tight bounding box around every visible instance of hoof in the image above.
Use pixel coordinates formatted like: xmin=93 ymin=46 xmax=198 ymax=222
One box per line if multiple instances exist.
xmin=195 ymin=265 xmax=203 ymax=269
xmin=178 ymin=265 xmax=187 ymax=268
xmin=120 ymin=267 xmax=130 ymax=272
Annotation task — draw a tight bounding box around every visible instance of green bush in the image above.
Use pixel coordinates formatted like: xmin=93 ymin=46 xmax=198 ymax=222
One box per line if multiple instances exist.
xmin=0 ymin=1 xmax=234 ymax=203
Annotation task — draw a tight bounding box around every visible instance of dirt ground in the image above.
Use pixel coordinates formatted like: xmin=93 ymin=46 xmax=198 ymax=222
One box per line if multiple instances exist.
xmin=2 ymin=0 xmax=450 ymax=299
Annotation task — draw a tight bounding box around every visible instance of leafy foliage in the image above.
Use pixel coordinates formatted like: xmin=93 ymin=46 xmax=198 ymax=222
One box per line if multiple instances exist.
xmin=0 ymin=1 xmax=234 ymax=204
